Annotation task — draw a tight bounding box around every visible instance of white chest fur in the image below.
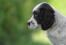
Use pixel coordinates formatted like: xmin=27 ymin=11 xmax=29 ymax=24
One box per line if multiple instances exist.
xmin=46 ymin=16 xmax=66 ymax=45
xmin=46 ymin=9 xmax=66 ymax=45
xmin=47 ymin=28 xmax=66 ymax=45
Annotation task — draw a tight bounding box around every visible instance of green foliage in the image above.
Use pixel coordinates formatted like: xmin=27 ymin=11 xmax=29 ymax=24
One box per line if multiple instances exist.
xmin=0 ymin=0 xmax=66 ymax=45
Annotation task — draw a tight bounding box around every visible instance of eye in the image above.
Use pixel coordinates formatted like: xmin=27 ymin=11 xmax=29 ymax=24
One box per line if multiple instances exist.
xmin=33 ymin=11 xmax=38 ymax=15
xmin=33 ymin=11 xmax=38 ymax=17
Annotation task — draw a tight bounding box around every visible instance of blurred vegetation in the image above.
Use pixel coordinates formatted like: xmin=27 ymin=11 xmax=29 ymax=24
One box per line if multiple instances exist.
xmin=0 ymin=0 xmax=66 ymax=45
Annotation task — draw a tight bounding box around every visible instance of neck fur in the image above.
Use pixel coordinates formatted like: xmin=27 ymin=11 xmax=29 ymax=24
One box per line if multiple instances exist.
xmin=47 ymin=6 xmax=66 ymax=32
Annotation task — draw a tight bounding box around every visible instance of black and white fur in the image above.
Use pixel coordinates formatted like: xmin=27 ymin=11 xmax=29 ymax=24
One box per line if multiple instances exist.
xmin=27 ymin=2 xmax=66 ymax=45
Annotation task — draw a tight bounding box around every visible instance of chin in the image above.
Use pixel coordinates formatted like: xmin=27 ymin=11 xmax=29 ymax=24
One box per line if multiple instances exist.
xmin=27 ymin=2 xmax=66 ymax=45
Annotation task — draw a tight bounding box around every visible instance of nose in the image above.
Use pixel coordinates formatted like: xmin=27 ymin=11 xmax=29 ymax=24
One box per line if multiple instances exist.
xmin=27 ymin=22 xmax=30 ymax=25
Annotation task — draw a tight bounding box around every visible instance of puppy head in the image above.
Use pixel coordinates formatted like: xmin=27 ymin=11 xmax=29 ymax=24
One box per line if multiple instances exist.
xmin=27 ymin=2 xmax=55 ymax=30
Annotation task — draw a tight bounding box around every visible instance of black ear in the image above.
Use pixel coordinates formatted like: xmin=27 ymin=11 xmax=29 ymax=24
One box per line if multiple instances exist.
xmin=39 ymin=4 xmax=55 ymax=30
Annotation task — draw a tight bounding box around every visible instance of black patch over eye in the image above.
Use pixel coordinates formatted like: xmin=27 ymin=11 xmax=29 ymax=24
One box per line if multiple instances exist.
xmin=33 ymin=11 xmax=38 ymax=17
xmin=33 ymin=11 xmax=39 ymax=15
xmin=33 ymin=11 xmax=37 ymax=15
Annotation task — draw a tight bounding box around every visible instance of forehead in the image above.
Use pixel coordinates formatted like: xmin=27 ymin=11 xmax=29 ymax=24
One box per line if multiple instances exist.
xmin=33 ymin=2 xmax=48 ymax=12
xmin=33 ymin=3 xmax=45 ymax=12
xmin=32 ymin=2 xmax=55 ymax=14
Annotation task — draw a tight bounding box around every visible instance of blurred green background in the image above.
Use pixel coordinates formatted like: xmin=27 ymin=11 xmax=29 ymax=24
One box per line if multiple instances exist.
xmin=0 ymin=0 xmax=66 ymax=45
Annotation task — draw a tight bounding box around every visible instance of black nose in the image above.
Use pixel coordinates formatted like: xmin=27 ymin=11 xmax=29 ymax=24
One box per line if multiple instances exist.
xmin=27 ymin=22 xmax=30 ymax=25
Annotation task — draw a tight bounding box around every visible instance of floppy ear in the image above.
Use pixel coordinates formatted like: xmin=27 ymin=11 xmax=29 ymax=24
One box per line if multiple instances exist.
xmin=39 ymin=7 xmax=55 ymax=30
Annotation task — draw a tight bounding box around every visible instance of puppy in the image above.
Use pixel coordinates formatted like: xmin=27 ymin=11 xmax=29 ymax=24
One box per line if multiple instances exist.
xmin=27 ymin=2 xmax=66 ymax=45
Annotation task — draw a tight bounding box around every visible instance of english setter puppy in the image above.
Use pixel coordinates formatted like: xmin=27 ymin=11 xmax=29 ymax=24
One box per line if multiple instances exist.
xmin=27 ymin=2 xmax=66 ymax=45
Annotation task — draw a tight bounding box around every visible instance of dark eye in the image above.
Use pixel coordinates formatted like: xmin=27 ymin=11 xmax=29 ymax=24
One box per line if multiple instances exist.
xmin=34 ymin=15 xmax=38 ymax=17
xmin=33 ymin=11 xmax=38 ymax=15
xmin=33 ymin=11 xmax=38 ymax=17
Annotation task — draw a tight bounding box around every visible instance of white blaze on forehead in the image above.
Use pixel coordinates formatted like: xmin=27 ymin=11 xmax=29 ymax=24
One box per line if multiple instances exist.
xmin=33 ymin=2 xmax=45 ymax=11
xmin=33 ymin=2 xmax=48 ymax=11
